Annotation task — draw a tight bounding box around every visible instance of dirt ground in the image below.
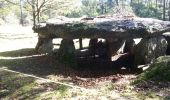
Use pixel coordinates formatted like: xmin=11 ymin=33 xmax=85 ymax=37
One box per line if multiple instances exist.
xmin=0 ymin=25 xmax=169 ymax=100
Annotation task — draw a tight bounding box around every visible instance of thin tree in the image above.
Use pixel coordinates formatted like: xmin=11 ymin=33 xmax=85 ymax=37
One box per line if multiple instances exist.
xmin=156 ymin=0 xmax=158 ymax=9
xmin=163 ymin=0 xmax=166 ymax=20
xmin=169 ymin=1 xmax=170 ymax=20
xmin=4 ymin=0 xmax=24 ymax=25
xmin=115 ymin=0 xmax=119 ymax=6
xmin=27 ymin=0 xmax=51 ymax=26
xmin=20 ymin=0 xmax=23 ymax=25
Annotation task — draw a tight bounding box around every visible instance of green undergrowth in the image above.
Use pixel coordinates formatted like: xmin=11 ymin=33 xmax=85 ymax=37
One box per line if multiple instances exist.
xmin=134 ymin=56 xmax=170 ymax=84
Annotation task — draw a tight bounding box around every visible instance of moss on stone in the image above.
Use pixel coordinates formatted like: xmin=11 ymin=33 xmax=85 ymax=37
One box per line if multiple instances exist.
xmin=134 ymin=56 xmax=170 ymax=83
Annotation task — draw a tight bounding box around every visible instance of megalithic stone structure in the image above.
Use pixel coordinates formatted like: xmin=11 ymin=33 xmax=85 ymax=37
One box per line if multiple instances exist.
xmin=33 ymin=16 xmax=170 ymax=68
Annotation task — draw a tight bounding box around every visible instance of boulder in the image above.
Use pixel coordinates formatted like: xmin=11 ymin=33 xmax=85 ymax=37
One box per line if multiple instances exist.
xmin=88 ymin=38 xmax=110 ymax=59
xmin=134 ymin=36 xmax=167 ymax=67
xmin=35 ymin=37 xmax=53 ymax=53
xmin=107 ymin=38 xmax=125 ymax=59
xmin=57 ymin=39 xmax=77 ymax=67
xmin=123 ymin=39 xmax=135 ymax=54
xmin=89 ymin=38 xmax=98 ymax=57
xmin=164 ymin=33 xmax=170 ymax=55
xmin=135 ymin=56 xmax=170 ymax=82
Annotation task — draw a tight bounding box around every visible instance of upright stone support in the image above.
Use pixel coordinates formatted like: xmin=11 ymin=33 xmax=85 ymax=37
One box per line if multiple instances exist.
xmin=123 ymin=39 xmax=135 ymax=54
xmin=89 ymin=38 xmax=98 ymax=57
xmin=134 ymin=36 xmax=167 ymax=67
xmin=35 ymin=37 xmax=53 ymax=53
xmin=79 ymin=38 xmax=83 ymax=50
xmin=58 ymin=39 xmax=77 ymax=67
xmin=164 ymin=34 xmax=170 ymax=55
xmin=107 ymin=38 xmax=125 ymax=60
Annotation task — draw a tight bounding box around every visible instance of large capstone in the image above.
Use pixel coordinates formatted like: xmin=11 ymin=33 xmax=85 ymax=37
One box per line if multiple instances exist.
xmin=134 ymin=36 xmax=167 ymax=67
xmin=33 ymin=17 xmax=170 ymax=39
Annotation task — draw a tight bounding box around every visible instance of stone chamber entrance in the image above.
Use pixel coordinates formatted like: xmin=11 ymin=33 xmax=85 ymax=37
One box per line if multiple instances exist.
xmin=35 ymin=34 xmax=170 ymax=75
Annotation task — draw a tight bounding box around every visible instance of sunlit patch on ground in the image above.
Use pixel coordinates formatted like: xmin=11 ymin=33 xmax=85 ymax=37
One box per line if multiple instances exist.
xmin=0 ymin=25 xmax=37 ymax=51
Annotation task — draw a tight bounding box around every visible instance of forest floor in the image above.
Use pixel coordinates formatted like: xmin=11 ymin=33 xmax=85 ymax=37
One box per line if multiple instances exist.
xmin=0 ymin=25 xmax=169 ymax=100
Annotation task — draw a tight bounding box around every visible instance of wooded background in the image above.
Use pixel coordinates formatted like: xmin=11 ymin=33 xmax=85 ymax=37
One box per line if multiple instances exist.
xmin=0 ymin=0 xmax=170 ymax=26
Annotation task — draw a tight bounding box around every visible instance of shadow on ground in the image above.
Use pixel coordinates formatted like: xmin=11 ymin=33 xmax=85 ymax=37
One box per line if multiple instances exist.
xmin=0 ymin=48 xmax=61 ymax=77
xmin=0 ymin=48 xmax=37 ymax=57
xmin=0 ymin=48 xmax=169 ymax=99
xmin=0 ymin=48 xmax=142 ymax=78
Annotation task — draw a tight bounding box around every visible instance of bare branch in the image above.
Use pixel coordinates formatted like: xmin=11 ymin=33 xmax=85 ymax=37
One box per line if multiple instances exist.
xmin=4 ymin=0 xmax=19 ymax=5
xmin=38 ymin=0 xmax=50 ymax=11
xmin=22 ymin=5 xmax=32 ymax=12
xmin=27 ymin=0 xmax=33 ymax=6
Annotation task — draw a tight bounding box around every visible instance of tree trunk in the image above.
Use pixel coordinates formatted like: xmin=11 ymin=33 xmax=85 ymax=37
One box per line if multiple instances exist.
xmin=101 ymin=3 xmax=104 ymax=14
xmin=115 ymin=0 xmax=119 ymax=6
xmin=163 ymin=0 xmax=166 ymax=21
xmin=36 ymin=0 xmax=40 ymax=23
xmin=20 ymin=0 xmax=23 ymax=26
xmin=130 ymin=0 xmax=133 ymax=6
xmin=169 ymin=2 xmax=170 ymax=21
xmin=32 ymin=0 xmax=36 ymax=27
xmin=37 ymin=11 xmax=40 ymax=23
